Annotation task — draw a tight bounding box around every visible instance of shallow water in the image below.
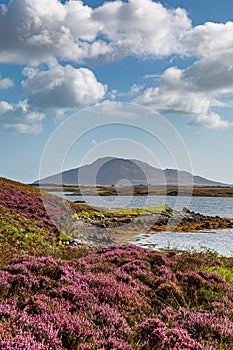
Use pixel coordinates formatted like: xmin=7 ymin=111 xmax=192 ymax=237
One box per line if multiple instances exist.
xmin=52 ymin=193 xmax=233 ymax=256
xmin=131 ymin=229 xmax=233 ymax=257
xmin=53 ymin=193 xmax=233 ymax=217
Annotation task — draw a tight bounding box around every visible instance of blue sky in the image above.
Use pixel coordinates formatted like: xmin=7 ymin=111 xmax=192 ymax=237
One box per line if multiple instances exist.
xmin=0 ymin=0 xmax=233 ymax=184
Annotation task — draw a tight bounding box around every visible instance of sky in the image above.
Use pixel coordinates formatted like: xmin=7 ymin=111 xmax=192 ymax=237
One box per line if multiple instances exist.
xmin=0 ymin=0 xmax=233 ymax=184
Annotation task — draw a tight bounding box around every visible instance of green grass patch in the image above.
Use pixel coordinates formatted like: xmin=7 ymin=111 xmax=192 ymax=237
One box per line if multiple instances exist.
xmin=108 ymin=205 xmax=172 ymax=217
xmin=205 ymin=266 xmax=233 ymax=284
xmin=59 ymin=231 xmax=73 ymax=241
xmin=73 ymin=204 xmax=172 ymax=219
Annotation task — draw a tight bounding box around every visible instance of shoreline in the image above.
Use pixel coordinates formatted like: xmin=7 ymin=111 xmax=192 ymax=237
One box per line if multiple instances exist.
xmin=68 ymin=205 xmax=233 ymax=247
xmin=33 ymin=184 xmax=233 ymax=197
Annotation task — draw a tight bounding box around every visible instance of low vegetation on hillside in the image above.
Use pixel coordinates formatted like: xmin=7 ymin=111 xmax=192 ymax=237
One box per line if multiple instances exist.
xmin=0 ymin=178 xmax=87 ymax=263
xmin=0 ymin=178 xmax=233 ymax=349
xmin=0 ymin=246 xmax=233 ymax=349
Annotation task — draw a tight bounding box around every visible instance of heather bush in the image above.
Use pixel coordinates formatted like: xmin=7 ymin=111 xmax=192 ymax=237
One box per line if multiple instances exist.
xmin=138 ymin=317 xmax=205 ymax=349
xmin=0 ymin=246 xmax=232 ymax=349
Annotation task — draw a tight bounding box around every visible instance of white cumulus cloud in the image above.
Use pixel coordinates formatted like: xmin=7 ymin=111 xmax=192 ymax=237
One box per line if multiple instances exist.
xmin=0 ymin=0 xmax=105 ymax=64
xmin=0 ymin=77 xmax=14 ymax=89
xmin=93 ymin=0 xmax=191 ymax=59
xmin=183 ymin=21 xmax=233 ymax=59
xmin=0 ymin=0 xmax=233 ymax=67
xmin=189 ymin=112 xmax=231 ymax=130
xmin=134 ymin=17 xmax=233 ymax=129
xmin=0 ymin=0 xmax=192 ymax=64
xmin=22 ymin=60 xmax=107 ymax=109
xmin=0 ymin=99 xmax=45 ymax=134
xmin=136 ymin=63 xmax=233 ymax=129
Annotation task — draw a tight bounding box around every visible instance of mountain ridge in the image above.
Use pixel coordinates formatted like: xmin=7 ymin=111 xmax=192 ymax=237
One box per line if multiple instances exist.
xmin=35 ymin=157 xmax=227 ymax=187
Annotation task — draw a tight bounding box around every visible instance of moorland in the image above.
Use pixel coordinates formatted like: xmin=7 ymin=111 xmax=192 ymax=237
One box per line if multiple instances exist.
xmin=0 ymin=178 xmax=233 ymax=349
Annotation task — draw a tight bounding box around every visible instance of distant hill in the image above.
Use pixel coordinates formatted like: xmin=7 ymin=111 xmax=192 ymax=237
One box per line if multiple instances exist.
xmin=35 ymin=157 xmax=226 ymax=187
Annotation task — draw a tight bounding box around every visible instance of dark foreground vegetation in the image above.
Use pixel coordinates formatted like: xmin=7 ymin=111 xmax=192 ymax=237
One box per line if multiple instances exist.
xmin=1 ymin=178 xmax=233 ymax=349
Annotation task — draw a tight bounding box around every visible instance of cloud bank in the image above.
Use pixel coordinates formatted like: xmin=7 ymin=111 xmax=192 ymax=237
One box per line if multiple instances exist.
xmin=0 ymin=0 xmax=191 ymax=64
xmin=0 ymin=0 xmax=233 ymax=132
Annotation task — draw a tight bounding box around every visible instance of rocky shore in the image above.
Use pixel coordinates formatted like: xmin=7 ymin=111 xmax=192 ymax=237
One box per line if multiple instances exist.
xmin=66 ymin=206 xmax=233 ymax=247
xmin=149 ymin=207 xmax=233 ymax=232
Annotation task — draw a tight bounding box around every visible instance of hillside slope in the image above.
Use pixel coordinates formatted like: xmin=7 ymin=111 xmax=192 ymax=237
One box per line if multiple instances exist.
xmin=0 ymin=178 xmax=83 ymax=262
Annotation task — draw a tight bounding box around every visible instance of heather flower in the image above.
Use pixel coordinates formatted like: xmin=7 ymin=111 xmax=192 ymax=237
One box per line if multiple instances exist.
xmin=0 ymin=246 xmax=232 ymax=349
